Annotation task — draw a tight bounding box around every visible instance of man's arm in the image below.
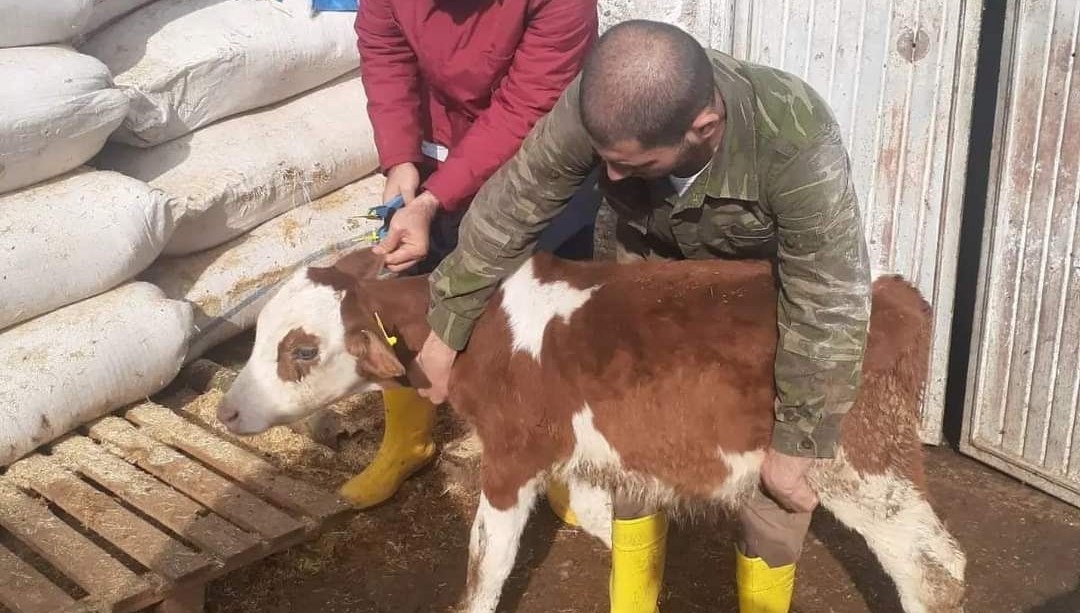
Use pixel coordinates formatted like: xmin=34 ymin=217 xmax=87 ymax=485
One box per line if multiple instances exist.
xmin=428 ymin=79 xmax=598 ymax=350
xmin=423 ymin=0 xmax=598 ymax=211
xmin=356 ymin=0 xmax=423 ymax=172
xmin=767 ymin=123 xmax=872 ymax=459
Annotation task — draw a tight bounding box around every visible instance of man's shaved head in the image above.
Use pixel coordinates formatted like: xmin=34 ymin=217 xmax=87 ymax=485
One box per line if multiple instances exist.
xmin=580 ymin=20 xmax=715 ymax=149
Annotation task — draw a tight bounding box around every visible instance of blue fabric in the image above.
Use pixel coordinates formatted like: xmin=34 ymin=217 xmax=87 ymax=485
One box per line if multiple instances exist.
xmin=311 ymin=0 xmax=357 ymax=12
xmin=535 ymin=167 xmax=602 ymax=260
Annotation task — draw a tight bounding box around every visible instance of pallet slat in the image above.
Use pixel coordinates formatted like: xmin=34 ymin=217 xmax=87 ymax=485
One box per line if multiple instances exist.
xmin=50 ymin=437 xmax=262 ymax=566
xmin=0 ymin=542 xmax=76 ymax=613
xmin=86 ymin=418 xmax=304 ymax=545
xmin=0 ymin=482 xmax=152 ymax=612
xmin=125 ymin=403 xmax=350 ymax=521
xmin=7 ymin=455 xmax=214 ymax=583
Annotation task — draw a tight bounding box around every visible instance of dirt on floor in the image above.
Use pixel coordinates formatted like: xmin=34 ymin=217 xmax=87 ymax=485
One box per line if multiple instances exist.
xmin=196 ymin=336 xmax=1080 ymax=613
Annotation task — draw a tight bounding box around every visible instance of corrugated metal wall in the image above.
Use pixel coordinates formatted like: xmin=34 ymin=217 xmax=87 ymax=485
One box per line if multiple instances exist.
xmin=963 ymin=0 xmax=1080 ymax=508
xmin=600 ymin=0 xmax=982 ymax=442
xmin=733 ymin=0 xmax=982 ymax=443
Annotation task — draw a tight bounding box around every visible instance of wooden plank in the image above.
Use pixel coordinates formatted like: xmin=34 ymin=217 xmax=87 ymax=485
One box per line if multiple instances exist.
xmin=151 ymin=585 xmax=205 ymax=613
xmin=0 ymin=542 xmax=76 ymax=613
xmin=125 ymin=403 xmax=350 ymax=521
xmin=50 ymin=437 xmax=261 ymax=566
xmin=0 ymin=482 xmax=152 ymax=611
xmin=85 ymin=418 xmax=304 ymax=545
xmin=6 ymin=456 xmax=213 ymax=583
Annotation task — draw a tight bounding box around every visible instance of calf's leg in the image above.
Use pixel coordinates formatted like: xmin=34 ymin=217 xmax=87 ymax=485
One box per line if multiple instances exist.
xmin=461 ymin=476 xmax=540 ymax=613
xmin=812 ymin=454 xmax=966 ymax=613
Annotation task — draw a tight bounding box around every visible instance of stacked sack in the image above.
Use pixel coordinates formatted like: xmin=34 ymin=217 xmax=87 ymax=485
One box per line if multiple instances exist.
xmin=1 ymin=0 xmax=383 ymax=466
xmin=82 ymin=0 xmax=383 ymax=359
xmin=1 ymin=1 xmax=190 ymax=466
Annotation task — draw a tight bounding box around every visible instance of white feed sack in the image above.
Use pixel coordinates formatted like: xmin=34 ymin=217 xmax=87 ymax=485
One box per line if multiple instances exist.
xmin=0 ymin=0 xmax=92 ymax=48
xmin=96 ymin=76 xmax=379 ymax=256
xmin=83 ymin=0 xmax=158 ymax=38
xmin=0 ymin=169 xmax=175 ymax=330
xmin=142 ymin=175 xmax=384 ymax=361
xmin=0 ymin=46 xmax=129 ymax=195
xmin=0 ymin=282 xmax=192 ymax=467
xmin=81 ymin=0 xmax=360 ymax=147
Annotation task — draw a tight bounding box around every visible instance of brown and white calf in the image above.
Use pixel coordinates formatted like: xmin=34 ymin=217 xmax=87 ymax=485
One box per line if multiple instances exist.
xmin=218 ymin=248 xmax=966 ymax=613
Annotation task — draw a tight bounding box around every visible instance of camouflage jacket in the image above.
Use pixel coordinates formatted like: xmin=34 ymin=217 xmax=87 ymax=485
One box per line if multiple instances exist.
xmin=428 ymin=50 xmax=871 ymax=458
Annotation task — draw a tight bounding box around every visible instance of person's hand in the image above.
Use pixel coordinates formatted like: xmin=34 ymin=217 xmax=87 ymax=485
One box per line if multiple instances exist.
xmin=412 ymin=331 xmax=457 ymax=404
xmin=372 ymin=191 xmax=440 ymax=272
xmin=383 ymin=162 xmax=420 ymax=203
xmin=760 ymin=448 xmax=819 ymax=513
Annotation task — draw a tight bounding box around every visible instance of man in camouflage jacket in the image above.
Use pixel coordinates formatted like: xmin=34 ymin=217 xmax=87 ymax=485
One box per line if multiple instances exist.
xmin=396 ymin=19 xmax=871 ymax=613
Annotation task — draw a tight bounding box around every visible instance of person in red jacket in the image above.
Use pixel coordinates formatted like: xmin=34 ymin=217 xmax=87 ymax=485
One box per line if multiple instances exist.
xmin=343 ymin=0 xmax=600 ymax=521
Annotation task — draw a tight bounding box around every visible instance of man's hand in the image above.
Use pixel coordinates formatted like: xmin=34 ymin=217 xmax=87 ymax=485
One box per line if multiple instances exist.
xmin=383 ymin=162 xmax=420 ymax=204
xmin=412 ymin=331 xmax=457 ymax=404
xmin=760 ymin=448 xmax=819 ymax=513
xmin=372 ymin=191 xmax=440 ymax=272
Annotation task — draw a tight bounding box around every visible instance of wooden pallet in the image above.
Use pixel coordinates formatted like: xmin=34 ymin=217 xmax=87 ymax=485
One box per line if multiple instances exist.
xmin=0 ymin=399 xmax=352 ymax=613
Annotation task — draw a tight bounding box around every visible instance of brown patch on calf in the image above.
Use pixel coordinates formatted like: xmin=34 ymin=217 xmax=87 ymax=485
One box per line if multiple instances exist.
xmin=838 ymin=274 xmax=933 ymax=487
xmin=277 ymin=327 xmax=320 ymax=382
xmin=451 ymin=254 xmax=777 ymax=509
xmin=307 ymin=247 xmax=387 ymax=292
xmin=449 ymin=253 xmax=936 ymax=513
xmin=310 ymin=258 xmax=439 ymax=387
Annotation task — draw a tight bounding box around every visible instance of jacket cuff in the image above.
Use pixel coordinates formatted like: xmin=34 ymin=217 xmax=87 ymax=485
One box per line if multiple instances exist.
xmin=422 ymin=168 xmax=473 ymax=212
xmin=378 ymin=150 xmax=424 ymax=174
xmin=770 ymin=415 xmax=841 ymax=459
xmin=427 ymin=301 xmax=476 ymax=352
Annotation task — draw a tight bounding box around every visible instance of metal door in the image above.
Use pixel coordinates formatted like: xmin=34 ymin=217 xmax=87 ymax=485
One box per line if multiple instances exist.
xmin=962 ymin=0 xmax=1080 ymax=508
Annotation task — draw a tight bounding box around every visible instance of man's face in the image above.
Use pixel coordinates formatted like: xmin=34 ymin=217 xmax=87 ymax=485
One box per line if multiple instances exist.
xmin=596 ymin=133 xmax=704 ymax=182
xmin=593 ymin=96 xmax=725 ymax=182
xmin=596 ymin=138 xmax=690 ymax=181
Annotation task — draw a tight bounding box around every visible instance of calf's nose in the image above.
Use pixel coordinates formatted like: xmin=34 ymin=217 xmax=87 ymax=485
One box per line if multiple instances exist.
xmin=217 ymin=398 xmax=240 ymax=427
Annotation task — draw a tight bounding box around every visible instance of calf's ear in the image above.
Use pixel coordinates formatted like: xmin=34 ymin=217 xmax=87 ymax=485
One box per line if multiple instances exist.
xmin=335 ymin=248 xmax=387 ymax=281
xmin=346 ymin=329 xmax=406 ymax=380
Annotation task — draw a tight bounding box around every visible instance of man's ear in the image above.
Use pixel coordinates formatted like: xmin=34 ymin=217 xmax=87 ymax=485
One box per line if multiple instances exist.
xmin=346 ymin=329 xmax=406 ymax=380
xmin=689 ymin=104 xmax=723 ymax=142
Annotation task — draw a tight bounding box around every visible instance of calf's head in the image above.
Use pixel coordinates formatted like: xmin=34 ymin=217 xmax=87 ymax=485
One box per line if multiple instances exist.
xmin=217 ymin=249 xmax=405 ymax=435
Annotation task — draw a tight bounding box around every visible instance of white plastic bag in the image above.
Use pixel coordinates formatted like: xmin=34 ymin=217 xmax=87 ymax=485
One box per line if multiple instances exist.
xmin=0 ymin=46 xmax=129 ymax=194
xmin=81 ymin=0 xmax=360 ymax=147
xmin=143 ymin=175 xmax=383 ymax=361
xmin=0 ymin=168 xmax=175 ymax=330
xmin=0 ymin=0 xmax=92 ymax=48
xmin=96 ymin=76 xmax=379 ymax=256
xmin=0 ymin=282 xmax=192 ymax=466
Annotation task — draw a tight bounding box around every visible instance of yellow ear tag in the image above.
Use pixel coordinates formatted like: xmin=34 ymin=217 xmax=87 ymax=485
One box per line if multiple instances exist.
xmin=373 ymin=311 xmax=397 ymax=347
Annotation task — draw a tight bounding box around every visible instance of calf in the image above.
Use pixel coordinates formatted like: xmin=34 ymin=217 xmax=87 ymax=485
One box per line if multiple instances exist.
xmin=218 ymin=248 xmax=966 ymax=613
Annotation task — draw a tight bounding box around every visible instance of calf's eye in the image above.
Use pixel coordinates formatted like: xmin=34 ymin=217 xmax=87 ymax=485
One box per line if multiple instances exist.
xmin=293 ymin=346 xmax=319 ymax=361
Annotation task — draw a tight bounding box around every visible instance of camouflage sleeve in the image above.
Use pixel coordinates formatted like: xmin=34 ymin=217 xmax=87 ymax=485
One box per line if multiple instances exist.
xmin=427 ymin=78 xmax=598 ymax=350
xmin=767 ymin=123 xmax=872 ymax=458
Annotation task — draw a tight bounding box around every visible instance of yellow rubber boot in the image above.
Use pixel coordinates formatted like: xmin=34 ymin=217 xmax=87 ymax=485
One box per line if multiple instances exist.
xmin=545 ymin=478 xmax=580 ymax=526
xmin=735 ymin=548 xmax=796 ymax=613
xmin=610 ymin=512 xmax=667 ymax=613
xmin=339 ymin=387 xmax=436 ymax=508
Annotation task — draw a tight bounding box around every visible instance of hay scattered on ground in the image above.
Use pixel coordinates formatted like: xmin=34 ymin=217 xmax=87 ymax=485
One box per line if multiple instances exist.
xmin=160 ymin=336 xmax=481 ymax=613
